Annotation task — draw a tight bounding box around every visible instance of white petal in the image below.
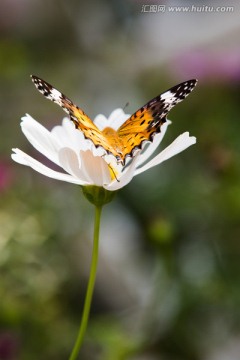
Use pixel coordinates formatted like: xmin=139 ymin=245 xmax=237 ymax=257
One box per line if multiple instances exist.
xmin=80 ymin=150 xmax=111 ymax=186
xmin=58 ymin=147 xmax=90 ymax=182
xmin=51 ymin=118 xmax=90 ymax=152
xmin=11 ymin=148 xmax=87 ymax=185
xmin=20 ymin=114 xmax=61 ymax=165
xmin=93 ymin=114 xmax=108 ymax=130
xmin=11 ymin=148 xmax=29 ymax=165
xmin=94 ymin=109 xmax=130 ymax=131
xmin=105 ymin=153 xmax=141 ymax=191
xmin=137 ymin=120 xmax=172 ymax=167
xmin=135 ymin=133 xmax=196 ymax=175
xmin=106 ymin=108 xmax=130 ymax=130
xmin=90 ymin=144 xmax=107 ymax=158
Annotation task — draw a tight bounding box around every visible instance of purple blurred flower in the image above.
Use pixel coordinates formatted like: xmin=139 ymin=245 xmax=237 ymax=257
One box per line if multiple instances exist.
xmin=0 ymin=332 xmax=19 ymax=360
xmin=172 ymin=49 xmax=240 ymax=82
xmin=0 ymin=160 xmax=12 ymax=192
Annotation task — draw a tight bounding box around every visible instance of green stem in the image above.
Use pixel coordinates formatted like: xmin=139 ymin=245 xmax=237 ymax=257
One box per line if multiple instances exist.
xmin=69 ymin=205 xmax=102 ymax=360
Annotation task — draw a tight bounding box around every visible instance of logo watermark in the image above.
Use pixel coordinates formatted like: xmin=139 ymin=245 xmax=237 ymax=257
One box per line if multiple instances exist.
xmin=141 ymin=4 xmax=234 ymax=13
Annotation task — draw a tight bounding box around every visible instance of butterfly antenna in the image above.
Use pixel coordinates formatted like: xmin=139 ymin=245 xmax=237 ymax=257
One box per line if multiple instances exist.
xmin=123 ymin=102 xmax=129 ymax=111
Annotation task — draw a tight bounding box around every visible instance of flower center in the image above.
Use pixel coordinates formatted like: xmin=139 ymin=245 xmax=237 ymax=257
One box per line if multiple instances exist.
xmin=107 ymin=163 xmax=119 ymax=182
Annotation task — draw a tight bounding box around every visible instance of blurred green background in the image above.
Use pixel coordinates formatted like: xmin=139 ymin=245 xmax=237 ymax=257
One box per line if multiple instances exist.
xmin=1 ymin=0 xmax=240 ymax=359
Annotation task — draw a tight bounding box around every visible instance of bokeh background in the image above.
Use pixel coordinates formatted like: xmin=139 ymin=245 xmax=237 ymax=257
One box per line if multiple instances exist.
xmin=1 ymin=0 xmax=240 ymax=359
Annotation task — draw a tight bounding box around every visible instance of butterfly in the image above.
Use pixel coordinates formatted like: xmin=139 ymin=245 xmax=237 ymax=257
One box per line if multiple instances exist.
xmin=31 ymin=75 xmax=197 ymax=165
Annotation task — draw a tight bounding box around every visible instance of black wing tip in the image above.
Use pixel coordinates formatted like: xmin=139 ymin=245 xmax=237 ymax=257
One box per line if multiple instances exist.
xmin=189 ymin=78 xmax=198 ymax=86
xmin=30 ymin=75 xmax=53 ymax=93
xmin=173 ymin=78 xmax=198 ymax=97
xmin=30 ymin=74 xmax=37 ymax=80
xmin=30 ymin=74 xmax=41 ymax=86
xmin=162 ymin=78 xmax=198 ymax=98
xmin=175 ymin=78 xmax=198 ymax=88
xmin=185 ymin=79 xmax=198 ymax=89
xmin=187 ymin=78 xmax=198 ymax=82
xmin=30 ymin=75 xmax=48 ymax=85
xmin=180 ymin=78 xmax=198 ymax=87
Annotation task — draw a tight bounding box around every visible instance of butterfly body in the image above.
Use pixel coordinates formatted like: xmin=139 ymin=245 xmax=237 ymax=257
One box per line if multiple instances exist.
xmin=102 ymin=127 xmax=125 ymax=156
xmin=31 ymin=75 xmax=197 ymax=165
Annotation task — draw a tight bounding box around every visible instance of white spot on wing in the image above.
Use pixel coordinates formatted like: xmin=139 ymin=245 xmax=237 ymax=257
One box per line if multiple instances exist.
xmin=160 ymin=90 xmax=176 ymax=104
xmin=160 ymin=90 xmax=173 ymax=100
xmin=50 ymin=88 xmax=63 ymax=101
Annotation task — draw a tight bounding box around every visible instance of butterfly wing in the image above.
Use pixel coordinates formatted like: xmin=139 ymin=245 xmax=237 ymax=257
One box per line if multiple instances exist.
xmin=31 ymin=75 xmax=118 ymax=155
xmin=118 ymin=79 xmax=197 ymax=161
xmin=31 ymin=76 xmax=197 ymax=164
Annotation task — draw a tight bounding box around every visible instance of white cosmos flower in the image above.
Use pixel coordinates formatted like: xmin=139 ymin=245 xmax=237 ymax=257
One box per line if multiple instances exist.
xmin=11 ymin=109 xmax=196 ymax=191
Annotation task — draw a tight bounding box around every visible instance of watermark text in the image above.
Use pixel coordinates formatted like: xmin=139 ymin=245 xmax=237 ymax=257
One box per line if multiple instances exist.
xmin=141 ymin=4 xmax=234 ymax=13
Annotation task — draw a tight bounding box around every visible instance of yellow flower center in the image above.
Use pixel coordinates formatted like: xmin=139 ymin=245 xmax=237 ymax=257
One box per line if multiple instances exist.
xmin=108 ymin=163 xmax=119 ymax=182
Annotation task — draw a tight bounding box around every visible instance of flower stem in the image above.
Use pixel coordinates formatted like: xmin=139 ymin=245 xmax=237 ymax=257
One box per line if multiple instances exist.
xmin=69 ymin=205 xmax=102 ymax=360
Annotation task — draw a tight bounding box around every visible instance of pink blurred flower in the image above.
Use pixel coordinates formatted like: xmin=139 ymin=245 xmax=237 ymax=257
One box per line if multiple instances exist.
xmin=0 ymin=160 xmax=12 ymax=192
xmin=0 ymin=332 xmax=19 ymax=360
xmin=172 ymin=49 xmax=240 ymax=82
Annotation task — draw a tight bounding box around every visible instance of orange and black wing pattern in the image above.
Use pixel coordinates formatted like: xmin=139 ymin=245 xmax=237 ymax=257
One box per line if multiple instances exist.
xmin=31 ymin=75 xmax=119 ymax=156
xmin=118 ymin=79 xmax=197 ymax=160
xmin=31 ymin=76 xmax=197 ymax=165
